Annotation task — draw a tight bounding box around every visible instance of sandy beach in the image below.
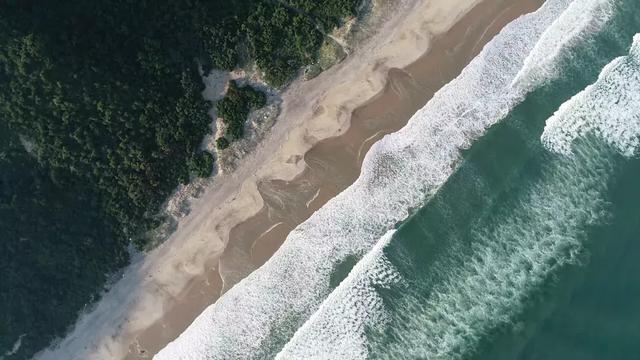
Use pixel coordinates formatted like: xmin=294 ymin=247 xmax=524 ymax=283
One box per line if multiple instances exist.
xmin=35 ymin=0 xmax=543 ymax=359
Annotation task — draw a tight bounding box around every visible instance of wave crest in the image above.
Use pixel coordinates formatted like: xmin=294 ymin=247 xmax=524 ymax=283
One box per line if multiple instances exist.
xmin=542 ymin=34 xmax=640 ymax=157
xmin=511 ymin=0 xmax=616 ymax=90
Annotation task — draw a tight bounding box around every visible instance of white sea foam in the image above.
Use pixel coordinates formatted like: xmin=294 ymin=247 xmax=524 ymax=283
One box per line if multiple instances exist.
xmin=156 ymin=0 xmax=591 ymax=358
xmin=542 ymin=34 xmax=640 ymax=157
xmin=511 ymin=0 xmax=616 ymax=90
xmin=374 ymin=138 xmax=617 ymax=359
xmin=276 ymin=231 xmax=401 ymax=359
xmin=2 ymin=334 xmax=26 ymax=359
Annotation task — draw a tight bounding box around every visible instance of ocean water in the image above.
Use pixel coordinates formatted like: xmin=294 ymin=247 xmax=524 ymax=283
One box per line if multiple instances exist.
xmin=157 ymin=0 xmax=640 ymax=358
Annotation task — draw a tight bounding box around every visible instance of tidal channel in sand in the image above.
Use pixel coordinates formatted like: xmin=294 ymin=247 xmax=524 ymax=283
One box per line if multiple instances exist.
xmin=126 ymin=0 xmax=543 ymax=357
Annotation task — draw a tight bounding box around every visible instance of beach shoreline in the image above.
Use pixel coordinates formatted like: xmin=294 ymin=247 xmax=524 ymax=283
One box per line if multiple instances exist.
xmin=35 ymin=0 xmax=542 ymax=359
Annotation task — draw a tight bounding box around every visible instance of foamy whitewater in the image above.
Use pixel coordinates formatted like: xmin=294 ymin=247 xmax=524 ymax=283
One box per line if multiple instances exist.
xmin=542 ymin=34 xmax=640 ymax=156
xmin=510 ymin=0 xmax=616 ymax=89
xmin=276 ymin=231 xmax=402 ymax=359
xmin=156 ymin=0 xmax=628 ymax=358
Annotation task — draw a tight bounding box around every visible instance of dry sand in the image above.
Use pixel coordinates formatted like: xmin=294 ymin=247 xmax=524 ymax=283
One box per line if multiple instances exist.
xmin=35 ymin=0 xmax=543 ymax=359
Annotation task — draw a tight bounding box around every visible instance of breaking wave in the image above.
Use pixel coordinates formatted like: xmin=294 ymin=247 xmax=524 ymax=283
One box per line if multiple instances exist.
xmin=542 ymin=34 xmax=640 ymax=156
xmin=511 ymin=0 xmax=616 ymax=89
xmin=276 ymin=231 xmax=401 ymax=359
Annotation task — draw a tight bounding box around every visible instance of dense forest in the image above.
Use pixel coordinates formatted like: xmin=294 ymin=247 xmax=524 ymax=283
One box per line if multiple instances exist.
xmin=0 ymin=0 xmax=360 ymax=358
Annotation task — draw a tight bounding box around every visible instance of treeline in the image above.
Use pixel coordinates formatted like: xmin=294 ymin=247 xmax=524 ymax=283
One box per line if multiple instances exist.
xmin=281 ymin=0 xmax=361 ymax=30
xmin=0 ymin=0 xmax=360 ymax=358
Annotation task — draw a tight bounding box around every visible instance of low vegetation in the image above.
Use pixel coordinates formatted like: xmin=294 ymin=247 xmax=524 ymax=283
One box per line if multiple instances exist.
xmin=0 ymin=0 xmax=361 ymax=358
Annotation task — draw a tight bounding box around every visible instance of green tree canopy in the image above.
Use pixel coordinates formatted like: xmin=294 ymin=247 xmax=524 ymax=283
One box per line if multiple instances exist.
xmin=0 ymin=1 xmax=360 ymax=358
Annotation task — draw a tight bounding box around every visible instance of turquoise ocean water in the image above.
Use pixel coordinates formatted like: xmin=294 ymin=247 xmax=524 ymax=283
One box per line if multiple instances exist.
xmin=365 ymin=2 xmax=640 ymax=358
xmin=155 ymin=0 xmax=640 ymax=358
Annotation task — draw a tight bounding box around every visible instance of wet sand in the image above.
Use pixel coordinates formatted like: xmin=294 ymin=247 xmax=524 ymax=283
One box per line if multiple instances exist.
xmin=125 ymin=0 xmax=544 ymax=358
xmin=124 ymin=262 xmax=222 ymax=359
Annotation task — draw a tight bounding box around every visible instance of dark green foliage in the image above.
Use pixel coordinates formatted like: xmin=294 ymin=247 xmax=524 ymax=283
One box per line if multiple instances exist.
xmin=0 ymin=122 xmax=129 ymax=359
xmin=217 ymin=81 xmax=267 ymax=140
xmin=189 ymin=152 xmax=215 ymax=178
xmin=243 ymin=2 xmax=324 ymax=86
xmin=247 ymin=87 xmax=268 ymax=109
xmin=216 ymin=137 xmax=231 ymax=150
xmin=280 ymin=0 xmax=361 ymax=30
xmin=0 ymin=0 xmax=360 ymax=358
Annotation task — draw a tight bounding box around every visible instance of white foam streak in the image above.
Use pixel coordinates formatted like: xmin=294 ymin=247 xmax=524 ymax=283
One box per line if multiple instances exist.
xmin=3 ymin=334 xmax=26 ymax=359
xmin=542 ymin=34 xmax=640 ymax=156
xmin=156 ymin=0 xmax=585 ymax=358
xmin=276 ymin=231 xmax=401 ymax=360
xmin=511 ymin=0 xmax=616 ymax=90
